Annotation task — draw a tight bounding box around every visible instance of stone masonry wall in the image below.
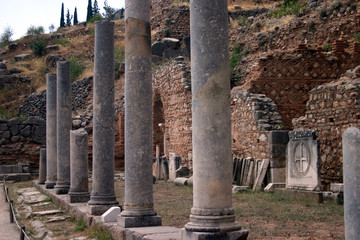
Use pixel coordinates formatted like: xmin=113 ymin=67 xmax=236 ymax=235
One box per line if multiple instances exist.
xmin=243 ymin=44 xmax=360 ymax=129
xmin=231 ymin=89 xmax=284 ymax=160
xmin=294 ymin=67 xmax=360 ymax=190
xmin=0 ymin=116 xmax=45 ymax=169
xmin=152 ymin=57 xmax=192 ymax=166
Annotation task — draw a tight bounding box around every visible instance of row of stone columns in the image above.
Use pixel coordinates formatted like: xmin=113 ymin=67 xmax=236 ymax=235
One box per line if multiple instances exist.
xmin=41 ymin=0 xmax=248 ymax=238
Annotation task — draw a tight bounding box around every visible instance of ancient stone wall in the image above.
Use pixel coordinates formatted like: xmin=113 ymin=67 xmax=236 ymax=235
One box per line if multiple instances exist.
xmin=0 ymin=116 xmax=45 ymax=169
xmin=242 ymin=44 xmax=360 ymax=129
xmin=231 ymin=89 xmax=284 ymax=160
xmin=151 ymin=5 xmax=190 ymax=41
xmin=294 ymin=68 xmax=360 ymax=190
xmin=152 ymin=58 xmax=192 ymax=166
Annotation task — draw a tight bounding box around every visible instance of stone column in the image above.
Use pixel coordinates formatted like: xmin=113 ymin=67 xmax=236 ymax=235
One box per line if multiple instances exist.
xmin=118 ymin=0 xmax=161 ymax=228
xmin=38 ymin=147 xmax=46 ymax=184
xmin=54 ymin=61 xmax=71 ymax=194
xmin=343 ymin=127 xmax=360 ymax=240
xmin=182 ymin=1 xmax=248 ymax=239
xmin=68 ymin=129 xmax=90 ymax=203
xmin=45 ymin=73 xmax=57 ymax=189
xmin=88 ymin=21 xmax=118 ymax=215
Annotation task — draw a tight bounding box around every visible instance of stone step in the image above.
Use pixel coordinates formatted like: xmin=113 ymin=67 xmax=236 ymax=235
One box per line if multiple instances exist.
xmin=32 ymin=209 xmax=63 ymax=216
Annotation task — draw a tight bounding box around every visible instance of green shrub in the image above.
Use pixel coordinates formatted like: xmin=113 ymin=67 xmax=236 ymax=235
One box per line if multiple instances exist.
xmin=89 ymin=14 xmax=103 ymax=23
xmin=323 ymin=43 xmax=332 ymax=52
xmin=354 ymin=33 xmax=360 ymax=42
xmin=229 ymin=44 xmax=245 ymax=72
xmin=269 ymin=0 xmax=307 ymax=18
xmin=30 ymin=38 xmax=46 ymax=57
xmin=237 ymin=16 xmax=253 ymax=27
xmin=53 ymin=39 xmax=70 ymax=46
xmin=114 ymin=47 xmax=125 ymax=78
xmin=68 ymin=57 xmax=86 ymax=81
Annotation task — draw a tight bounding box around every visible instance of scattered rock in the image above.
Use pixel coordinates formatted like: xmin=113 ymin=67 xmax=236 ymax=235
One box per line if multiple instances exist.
xmin=32 ymin=209 xmax=64 ymax=216
xmin=45 ymin=54 xmax=65 ymax=68
xmin=14 ymin=53 xmax=31 ymax=62
xmin=152 ymin=41 xmax=166 ymax=57
xmin=46 ymin=45 xmax=60 ymax=51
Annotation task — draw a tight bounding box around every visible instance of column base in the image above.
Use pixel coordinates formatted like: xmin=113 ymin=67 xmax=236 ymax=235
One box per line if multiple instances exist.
xmin=118 ymin=214 xmax=162 ymax=228
xmin=68 ymin=192 xmax=90 ymax=203
xmin=45 ymin=181 xmax=56 ymax=189
xmin=38 ymin=181 xmax=45 ymax=185
xmin=88 ymin=204 xmax=118 ymax=216
xmin=54 ymin=182 xmax=70 ymax=194
xmin=181 ymin=228 xmax=249 ymax=240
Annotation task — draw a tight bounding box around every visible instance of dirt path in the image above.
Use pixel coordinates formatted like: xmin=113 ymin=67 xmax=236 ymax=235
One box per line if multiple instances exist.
xmin=0 ymin=184 xmax=20 ymax=240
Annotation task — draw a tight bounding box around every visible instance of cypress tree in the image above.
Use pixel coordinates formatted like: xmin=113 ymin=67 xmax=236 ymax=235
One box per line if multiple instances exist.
xmin=60 ymin=3 xmax=65 ymax=28
xmin=86 ymin=0 xmax=93 ymax=22
xmin=73 ymin=7 xmax=78 ymax=25
xmin=66 ymin=9 xmax=72 ymax=27
xmin=93 ymin=0 xmax=100 ymax=16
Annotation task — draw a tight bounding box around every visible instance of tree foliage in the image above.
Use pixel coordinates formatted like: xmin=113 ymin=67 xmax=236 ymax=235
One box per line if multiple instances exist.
xmin=26 ymin=25 xmax=44 ymax=36
xmin=87 ymin=0 xmax=93 ymax=22
xmin=66 ymin=8 xmax=72 ymax=27
xmin=60 ymin=2 xmax=65 ymax=28
xmin=103 ymin=0 xmax=117 ymax=20
xmin=73 ymin=7 xmax=78 ymax=25
xmin=93 ymin=0 xmax=100 ymax=15
xmin=0 ymin=26 xmax=14 ymax=46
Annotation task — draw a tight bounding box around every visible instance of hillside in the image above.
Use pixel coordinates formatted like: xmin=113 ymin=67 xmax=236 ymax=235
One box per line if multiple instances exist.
xmin=0 ymin=0 xmax=359 ymax=120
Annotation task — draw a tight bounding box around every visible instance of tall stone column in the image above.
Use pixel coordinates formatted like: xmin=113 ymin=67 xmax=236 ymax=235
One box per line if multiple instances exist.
xmin=88 ymin=21 xmax=118 ymax=215
xmin=118 ymin=0 xmax=161 ymax=228
xmin=38 ymin=147 xmax=46 ymax=184
xmin=182 ymin=1 xmax=248 ymax=239
xmin=54 ymin=61 xmax=71 ymax=194
xmin=45 ymin=73 xmax=57 ymax=189
xmin=343 ymin=127 xmax=360 ymax=240
xmin=68 ymin=129 xmax=90 ymax=203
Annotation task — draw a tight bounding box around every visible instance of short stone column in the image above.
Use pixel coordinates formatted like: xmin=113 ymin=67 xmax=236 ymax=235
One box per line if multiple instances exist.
xmin=343 ymin=127 xmax=360 ymax=240
xmin=68 ymin=129 xmax=90 ymax=203
xmin=118 ymin=0 xmax=161 ymax=228
xmin=88 ymin=21 xmax=118 ymax=215
xmin=181 ymin=1 xmax=248 ymax=239
xmin=45 ymin=73 xmax=57 ymax=189
xmin=38 ymin=147 xmax=46 ymax=184
xmin=54 ymin=61 xmax=71 ymax=194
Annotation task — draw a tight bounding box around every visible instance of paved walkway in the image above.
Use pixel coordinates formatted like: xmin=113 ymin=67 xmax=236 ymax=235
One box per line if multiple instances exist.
xmin=0 ymin=184 xmax=20 ymax=240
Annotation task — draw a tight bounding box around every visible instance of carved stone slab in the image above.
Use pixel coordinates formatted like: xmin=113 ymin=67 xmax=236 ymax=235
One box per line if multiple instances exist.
xmin=286 ymin=130 xmax=320 ymax=190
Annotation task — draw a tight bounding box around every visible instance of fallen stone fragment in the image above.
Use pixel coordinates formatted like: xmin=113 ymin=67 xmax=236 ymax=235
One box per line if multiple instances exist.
xmin=46 ymin=216 xmax=69 ymax=223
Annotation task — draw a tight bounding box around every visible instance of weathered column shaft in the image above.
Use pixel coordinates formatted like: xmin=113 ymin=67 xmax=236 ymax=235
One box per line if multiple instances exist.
xmin=182 ymin=1 xmax=248 ymax=239
xmin=45 ymin=73 xmax=57 ymax=189
xmin=38 ymin=148 xmax=46 ymax=184
xmin=343 ymin=127 xmax=360 ymax=240
xmin=55 ymin=61 xmax=71 ymax=194
xmin=118 ymin=0 xmax=161 ymax=228
xmin=68 ymin=129 xmax=90 ymax=203
xmin=88 ymin=20 xmax=118 ymax=215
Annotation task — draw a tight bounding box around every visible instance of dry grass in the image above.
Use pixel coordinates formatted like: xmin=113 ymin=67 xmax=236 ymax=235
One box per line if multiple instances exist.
xmin=228 ymin=0 xmax=278 ymax=11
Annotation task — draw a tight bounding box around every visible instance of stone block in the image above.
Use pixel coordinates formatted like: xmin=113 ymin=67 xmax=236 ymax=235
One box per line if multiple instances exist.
xmin=20 ymin=125 xmax=31 ymax=137
xmin=88 ymin=204 xmax=117 ymax=216
xmin=118 ymin=215 xmax=162 ymax=228
xmin=330 ymin=183 xmax=344 ymax=193
xmin=264 ymin=183 xmax=286 ymax=192
xmin=286 ymin=130 xmax=320 ymax=190
xmin=162 ymin=38 xmax=180 ymax=50
xmin=14 ymin=53 xmax=31 ymax=62
xmin=7 ymin=117 xmax=20 ymax=127
xmin=0 ymin=123 xmax=7 ymax=131
xmin=174 ymin=177 xmax=188 ymax=186
xmin=9 ymin=125 xmax=19 ymax=136
xmin=152 ymin=42 xmax=166 ymax=57
xmin=101 ymin=206 xmax=121 ymax=223
xmin=267 ymin=167 xmax=286 ymax=183
xmin=163 ymin=49 xmax=182 ymax=60
xmin=269 ymin=145 xmax=287 ymax=160
xmin=232 ymin=186 xmax=249 ymax=193
xmin=180 ymin=228 xmax=249 ymax=240
xmin=269 ymin=130 xmax=289 ymax=145
xmin=169 ymin=153 xmax=181 ymax=181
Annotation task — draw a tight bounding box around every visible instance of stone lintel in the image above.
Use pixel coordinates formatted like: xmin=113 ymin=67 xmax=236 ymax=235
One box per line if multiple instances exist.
xmin=118 ymin=215 xmax=162 ymax=228
xmin=181 ymin=228 xmax=249 ymax=240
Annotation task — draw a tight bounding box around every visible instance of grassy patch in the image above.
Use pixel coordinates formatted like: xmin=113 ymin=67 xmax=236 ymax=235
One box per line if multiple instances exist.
xmin=75 ymin=219 xmax=87 ymax=232
xmin=52 ymin=38 xmax=70 ymax=47
xmin=89 ymin=224 xmax=113 ymax=240
xmin=42 ymin=196 xmax=52 ymax=202
xmin=323 ymin=43 xmax=332 ymax=52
